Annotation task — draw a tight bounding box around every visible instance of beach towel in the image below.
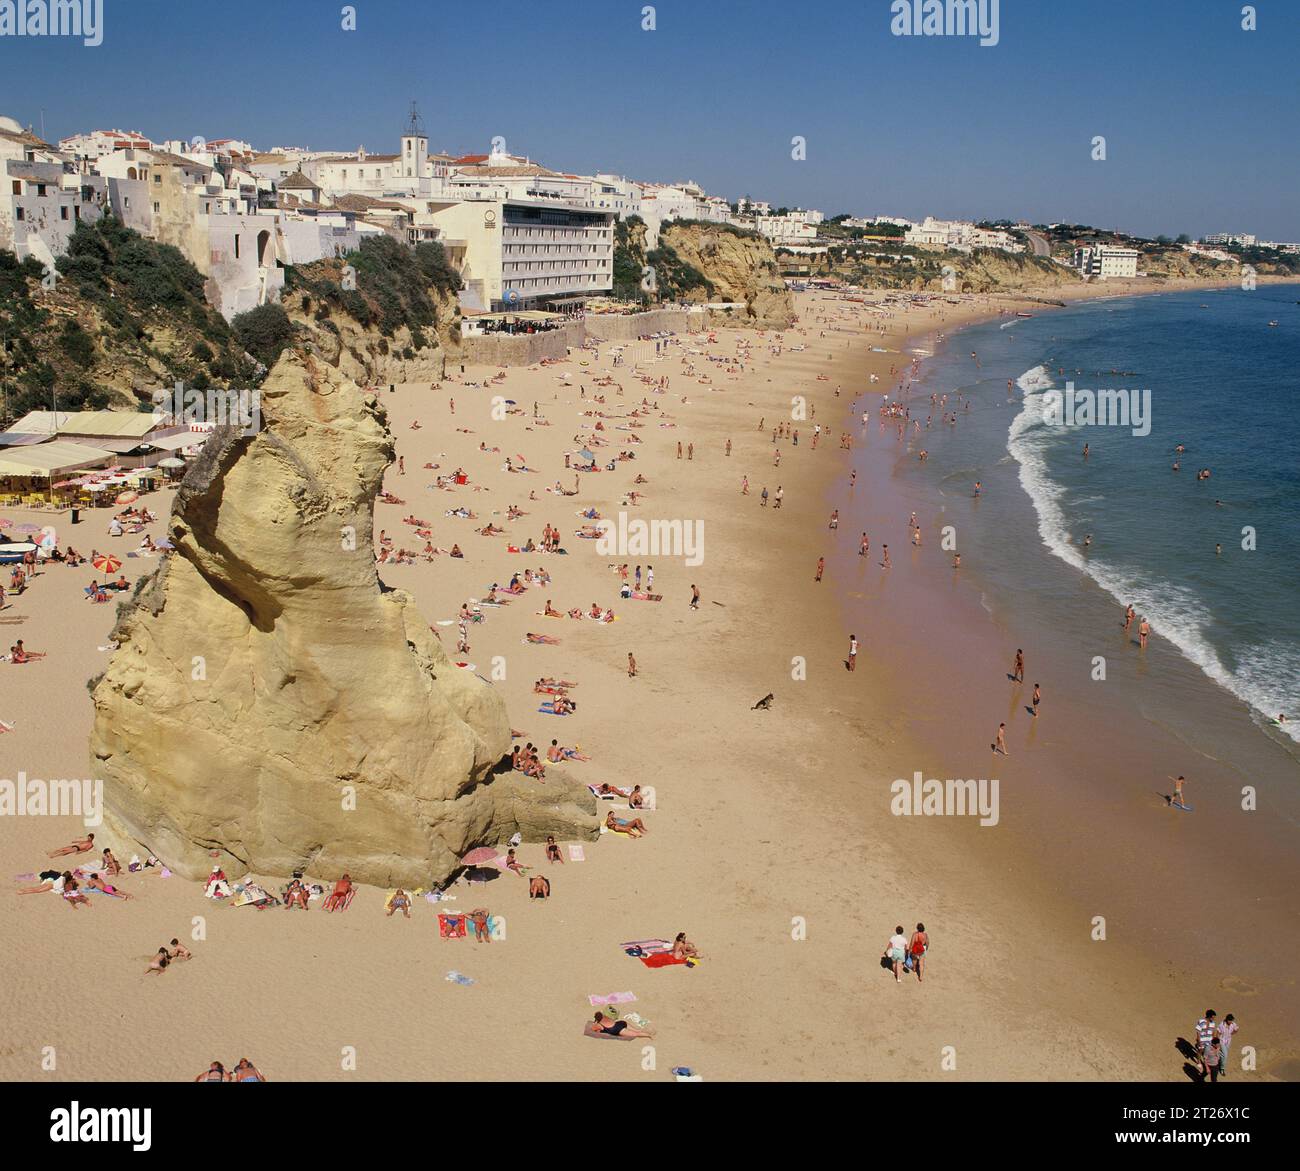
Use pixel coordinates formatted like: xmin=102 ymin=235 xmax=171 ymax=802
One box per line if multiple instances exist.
xmin=640 ymin=953 xmax=692 ymax=969
xmin=621 ymin=939 xmax=672 ymax=955
xmin=567 ymin=844 xmax=586 ymax=862
xmin=589 ymin=991 xmax=637 ymax=1007
xmin=538 ymin=702 xmax=571 ymax=715
xmin=438 ymin=913 xmax=468 ymax=938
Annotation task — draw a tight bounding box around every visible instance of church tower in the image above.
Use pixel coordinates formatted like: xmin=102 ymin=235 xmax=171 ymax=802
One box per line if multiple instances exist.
xmin=401 ymin=101 xmax=428 ymax=179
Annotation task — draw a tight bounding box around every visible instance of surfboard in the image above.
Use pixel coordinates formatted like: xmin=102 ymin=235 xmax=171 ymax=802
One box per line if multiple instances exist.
xmin=1170 ymin=802 xmax=1194 ymax=812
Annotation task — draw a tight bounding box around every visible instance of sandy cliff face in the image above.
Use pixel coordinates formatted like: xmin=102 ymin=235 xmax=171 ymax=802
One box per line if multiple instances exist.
xmin=659 ymin=224 xmax=795 ymax=327
xmin=280 ymin=283 xmax=462 ymax=387
xmin=89 ymin=351 xmax=594 ymax=886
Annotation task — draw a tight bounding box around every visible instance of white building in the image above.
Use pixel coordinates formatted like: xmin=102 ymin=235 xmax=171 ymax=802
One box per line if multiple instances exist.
xmin=0 ymin=117 xmax=105 ymax=270
xmin=754 ymin=214 xmax=818 ymax=246
xmin=426 ymin=197 xmax=614 ymax=312
xmin=1072 ymin=244 xmax=1139 ymax=279
xmin=58 ymin=128 xmax=154 ymax=160
xmin=1203 ymin=232 xmax=1256 ymax=247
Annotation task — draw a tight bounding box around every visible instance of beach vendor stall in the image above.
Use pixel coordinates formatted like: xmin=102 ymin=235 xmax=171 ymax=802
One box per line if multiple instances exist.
xmin=0 ymin=442 xmax=116 ymax=508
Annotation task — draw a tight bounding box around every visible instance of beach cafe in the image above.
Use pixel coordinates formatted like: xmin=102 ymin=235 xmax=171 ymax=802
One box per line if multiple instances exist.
xmin=0 ymin=409 xmax=207 ymax=511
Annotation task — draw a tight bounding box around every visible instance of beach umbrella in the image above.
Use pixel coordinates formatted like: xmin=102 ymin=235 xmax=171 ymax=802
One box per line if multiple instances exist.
xmin=14 ymin=522 xmax=41 ymax=533
xmin=116 ymin=490 xmax=139 ymax=505
xmin=459 ymin=847 xmax=498 ymax=868
xmin=155 ymin=539 xmax=176 ymax=550
xmin=158 ymin=457 xmax=185 ymax=469
xmin=93 ymin=553 xmax=122 ymax=574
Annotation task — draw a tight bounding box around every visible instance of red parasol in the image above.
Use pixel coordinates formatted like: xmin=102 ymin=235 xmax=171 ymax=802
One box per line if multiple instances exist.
xmin=92 ymin=553 xmax=122 ymax=574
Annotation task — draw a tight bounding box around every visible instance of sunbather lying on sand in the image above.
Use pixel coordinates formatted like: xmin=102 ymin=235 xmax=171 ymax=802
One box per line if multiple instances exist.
xmin=386 ymin=889 xmax=412 ymax=918
xmin=547 ymin=739 xmax=590 ymax=762
xmin=526 ymin=633 xmax=560 ymax=645
xmin=606 ymin=811 xmax=648 ymax=837
xmin=47 ymin=832 xmax=95 ymax=858
xmin=591 ymin=1011 xmax=653 ymax=1039
xmin=82 ymin=872 xmax=132 ymax=899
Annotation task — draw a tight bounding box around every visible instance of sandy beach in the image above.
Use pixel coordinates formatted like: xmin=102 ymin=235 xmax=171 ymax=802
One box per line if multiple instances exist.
xmin=1 ymin=281 xmax=1293 ymax=1082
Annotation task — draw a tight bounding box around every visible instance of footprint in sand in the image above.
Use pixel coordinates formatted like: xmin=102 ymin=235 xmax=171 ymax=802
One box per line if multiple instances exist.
xmin=1218 ymin=976 xmax=1258 ymax=996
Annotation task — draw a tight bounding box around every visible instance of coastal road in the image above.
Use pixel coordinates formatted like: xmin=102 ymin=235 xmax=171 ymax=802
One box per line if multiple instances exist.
xmin=1024 ymin=230 xmax=1051 ymax=257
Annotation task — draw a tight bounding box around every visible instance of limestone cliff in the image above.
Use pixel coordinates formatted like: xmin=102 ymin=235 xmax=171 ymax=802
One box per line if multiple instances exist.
xmin=89 ymin=351 xmax=594 ymax=886
xmin=656 ymin=223 xmax=795 ymax=327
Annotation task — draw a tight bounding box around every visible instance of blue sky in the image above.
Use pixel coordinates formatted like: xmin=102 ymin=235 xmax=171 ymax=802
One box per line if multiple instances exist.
xmin=2 ymin=0 xmax=1297 ymax=238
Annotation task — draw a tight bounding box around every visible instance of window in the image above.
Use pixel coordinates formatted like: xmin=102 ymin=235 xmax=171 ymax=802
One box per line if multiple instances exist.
xmin=153 ymin=202 xmax=160 ymax=213
xmin=60 ymin=206 xmax=69 ymax=220
xmin=15 ymin=207 xmax=24 ymax=221
xmin=234 ymin=234 xmax=240 ymax=259
xmin=10 ymin=180 xmax=19 ymax=194
xmin=36 ymin=184 xmax=47 ymax=196
xmin=154 ymin=173 xmax=161 ymax=183
xmin=74 ymin=206 xmax=80 ymax=220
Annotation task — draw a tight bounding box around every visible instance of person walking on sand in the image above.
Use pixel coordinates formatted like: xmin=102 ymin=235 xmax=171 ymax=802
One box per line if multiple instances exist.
xmin=882 ymin=545 xmax=891 ymax=569
xmin=1217 ymin=1014 xmax=1239 ymax=1079
xmin=687 ymin=442 xmax=694 ymax=461
xmin=1170 ymin=775 xmax=1188 ymax=809
xmin=847 ymin=635 xmax=858 ymax=672
xmin=884 ymin=925 xmax=908 ymax=983
xmin=742 ymin=475 xmax=749 ymax=495
xmin=627 ymin=652 xmax=637 ymax=678
xmin=908 ymin=923 xmax=929 ymax=982
xmin=761 ymin=486 xmax=769 ymax=508
xmin=829 ymin=509 xmax=838 ymax=529
xmin=1031 ymin=683 xmax=1041 ymax=717
xmin=774 ymin=486 xmax=783 ymax=509
xmin=725 ymin=438 xmax=732 ymax=456
xmin=677 ymin=441 xmax=683 ymax=460
xmin=815 ymin=557 xmax=825 ymax=582
xmin=995 ymin=723 xmax=1010 ymax=755
xmin=1122 ymin=604 xmax=1135 ymax=635
xmin=1012 ymin=649 xmax=1024 ymax=682
xmin=859 ymin=533 xmax=868 ymax=556
xmin=1139 ymin=617 xmax=1151 ymax=649
xmin=690 ymin=584 xmax=700 ymax=610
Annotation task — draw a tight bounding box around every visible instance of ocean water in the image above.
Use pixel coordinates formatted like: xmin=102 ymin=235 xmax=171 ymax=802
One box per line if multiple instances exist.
xmin=895 ymin=283 xmax=1300 ymax=752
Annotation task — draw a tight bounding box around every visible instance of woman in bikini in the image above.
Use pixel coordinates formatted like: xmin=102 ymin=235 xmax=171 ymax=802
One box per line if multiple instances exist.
xmin=545 ymin=835 xmax=564 ymax=864
xmin=672 ymin=932 xmax=701 ymax=960
xmin=195 ymin=1061 xmax=228 ymax=1082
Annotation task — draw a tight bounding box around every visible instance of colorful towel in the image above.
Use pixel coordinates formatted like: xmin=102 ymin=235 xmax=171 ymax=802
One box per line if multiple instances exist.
xmin=438 ymin=913 xmax=468 ymax=938
xmin=567 ymin=844 xmax=586 ymax=862
xmin=588 ymin=991 xmax=637 ymax=1007
xmin=621 ymin=938 xmax=671 ymax=955
xmin=640 ymin=953 xmax=691 ymax=969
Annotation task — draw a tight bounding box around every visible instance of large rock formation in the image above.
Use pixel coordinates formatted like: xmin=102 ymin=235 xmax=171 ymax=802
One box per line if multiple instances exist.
xmin=659 ymin=223 xmax=795 ymax=328
xmin=89 ymin=351 xmax=595 ymax=886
